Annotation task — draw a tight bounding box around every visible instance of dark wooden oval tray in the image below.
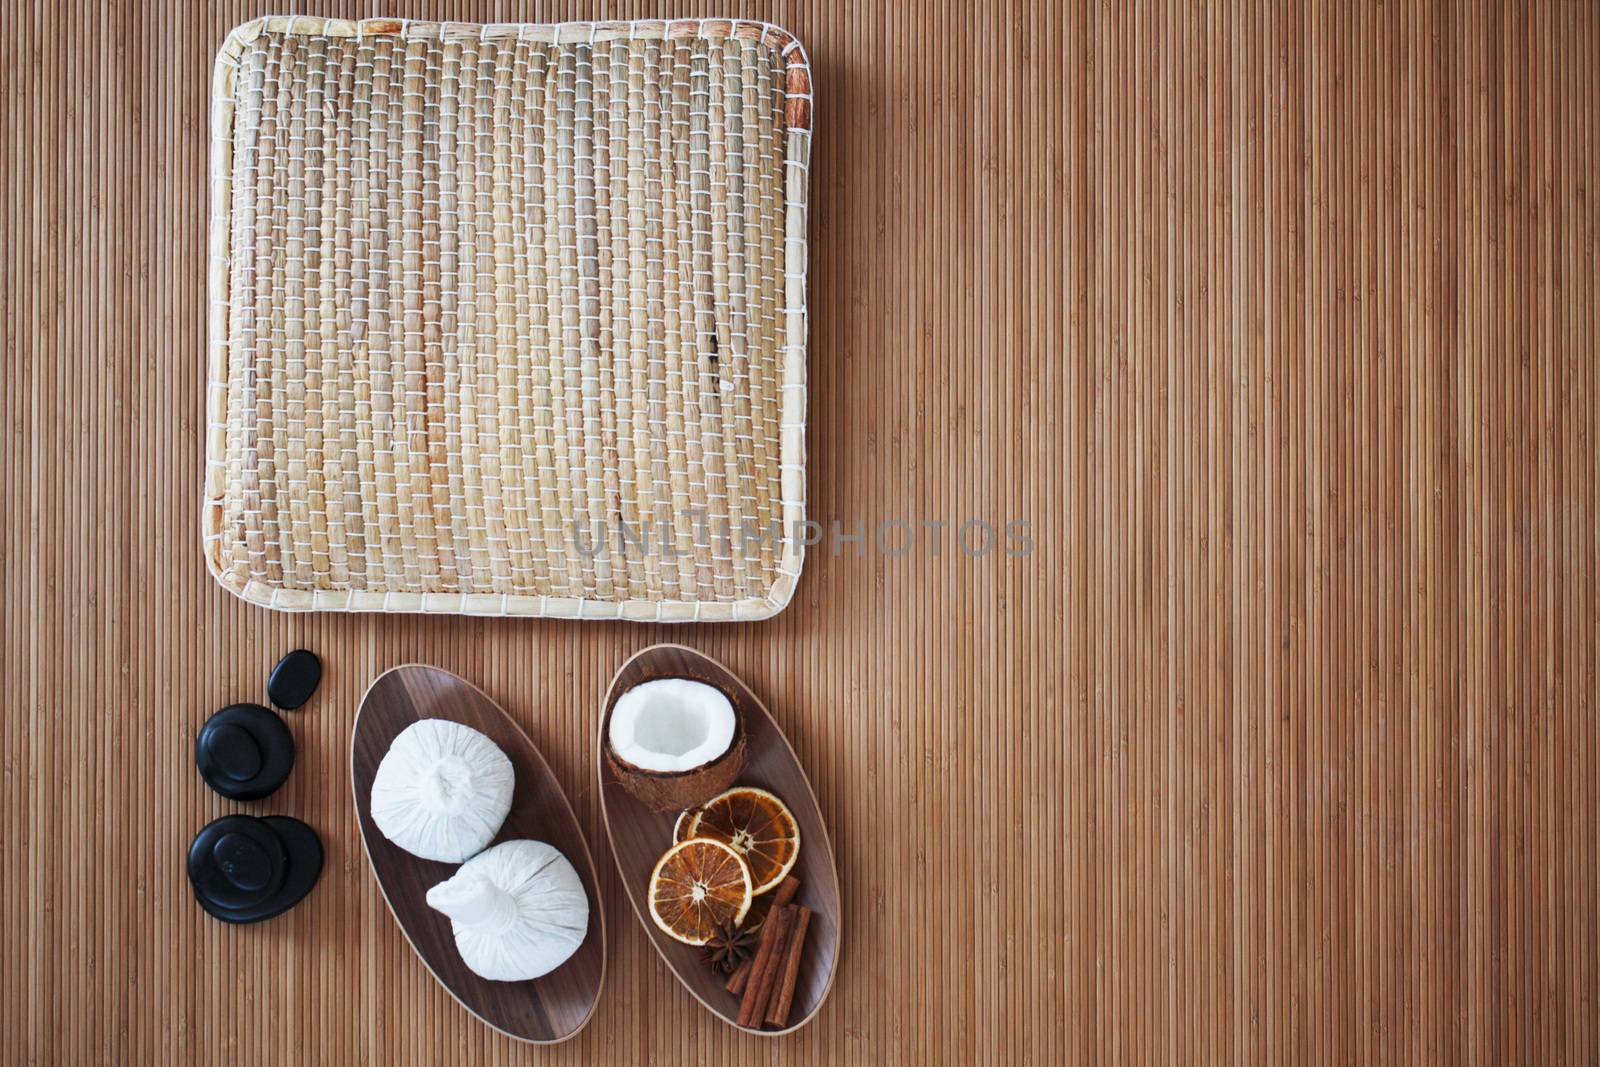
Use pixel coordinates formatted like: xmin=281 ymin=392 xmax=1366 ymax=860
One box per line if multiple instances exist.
xmin=352 ymin=664 xmax=606 ymax=1044
xmin=597 ymin=644 xmax=840 ymax=1035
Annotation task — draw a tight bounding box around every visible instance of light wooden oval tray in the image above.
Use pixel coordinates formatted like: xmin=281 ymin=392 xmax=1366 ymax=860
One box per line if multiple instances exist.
xmin=352 ymin=664 xmax=606 ymax=1044
xmin=597 ymin=644 xmax=840 ymax=1035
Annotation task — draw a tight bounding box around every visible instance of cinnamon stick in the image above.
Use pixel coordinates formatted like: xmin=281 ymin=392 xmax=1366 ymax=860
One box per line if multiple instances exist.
xmin=771 ymin=876 xmax=800 ymax=908
xmin=765 ymin=905 xmax=812 ymax=1027
xmin=725 ymin=879 xmax=800 ymax=997
xmin=743 ymin=876 xmax=801 ymax=940
xmin=736 ymin=904 xmax=794 ymax=1028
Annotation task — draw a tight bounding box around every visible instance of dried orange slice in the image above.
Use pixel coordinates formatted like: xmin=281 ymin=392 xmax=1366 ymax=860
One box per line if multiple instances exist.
xmin=686 ymin=786 xmax=800 ymax=895
xmin=647 ymin=838 xmax=752 ymax=945
xmin=672 ymin=809 xmax=699 ymax=844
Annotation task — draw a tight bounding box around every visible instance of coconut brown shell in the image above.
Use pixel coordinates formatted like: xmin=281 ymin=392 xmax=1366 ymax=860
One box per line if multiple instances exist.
xmin=606 ymin=726 xmax=747 ymax=813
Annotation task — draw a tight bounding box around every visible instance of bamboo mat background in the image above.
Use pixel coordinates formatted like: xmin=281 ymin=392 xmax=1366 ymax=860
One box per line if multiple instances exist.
xmin=3 ymin=1 xmax=1598 ymax=1064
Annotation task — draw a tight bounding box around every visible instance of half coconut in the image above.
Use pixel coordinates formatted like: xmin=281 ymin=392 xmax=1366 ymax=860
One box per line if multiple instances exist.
xmin=605 ymin=678 xmax=746 ymax=812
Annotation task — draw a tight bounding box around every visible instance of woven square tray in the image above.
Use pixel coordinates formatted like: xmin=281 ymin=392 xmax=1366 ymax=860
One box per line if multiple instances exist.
xmin=204 ymin=16 xmax=811 ymax=620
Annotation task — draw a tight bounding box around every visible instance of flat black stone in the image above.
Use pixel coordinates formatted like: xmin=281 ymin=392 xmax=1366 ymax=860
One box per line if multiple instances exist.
xmin=196 ymin=704 xmax=293 ymax=801
xmin=214 ymin=831 xmax=275 ymax=891
xmin=189 ymin=815 xmax=323 ymax=924
xmin=208 ymin=723 xmax=262 ymax=781
xmin=189 ymin=816 xmax=285 ymax=911
xmin=267 ymin=649 xmax=321 ymax=710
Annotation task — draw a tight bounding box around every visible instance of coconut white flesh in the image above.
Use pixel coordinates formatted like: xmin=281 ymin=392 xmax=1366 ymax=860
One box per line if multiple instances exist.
xmin=608 ymin=678 xmax=736 ymax=774
xmin=370 ymin=719 xmax=514 ymax=863
xmin=425 ymin=839 xmax=589 ymax=982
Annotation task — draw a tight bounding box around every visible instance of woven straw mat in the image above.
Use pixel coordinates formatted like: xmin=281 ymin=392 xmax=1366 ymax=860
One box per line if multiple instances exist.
xmin=204 ymin=17 xmax=812 ymax=620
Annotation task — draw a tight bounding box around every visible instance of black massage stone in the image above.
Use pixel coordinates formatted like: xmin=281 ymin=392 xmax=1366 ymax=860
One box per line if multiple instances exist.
xmin=267 ymin=649 xmax=321 ymax=710
xmin=196 ymin=703 xmax=293 ymax=801
xmin=188 ymin=815 xmax=324 ymax=924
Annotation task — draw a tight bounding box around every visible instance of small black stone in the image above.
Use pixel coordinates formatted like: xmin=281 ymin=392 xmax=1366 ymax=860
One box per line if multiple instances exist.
xmin=268 ymin=649 xmax=322 ymax=710
xmin=207 ymin=723 xmax=262 ymax=781
xmin=213 ymin=832 xmax=275 ymax=892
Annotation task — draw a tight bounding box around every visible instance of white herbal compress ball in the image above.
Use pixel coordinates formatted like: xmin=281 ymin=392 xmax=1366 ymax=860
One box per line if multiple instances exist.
xmin=370 ymin=719 xmax=514 ymax=863
xmin=426 ymin=839 xmax=590 ymax=981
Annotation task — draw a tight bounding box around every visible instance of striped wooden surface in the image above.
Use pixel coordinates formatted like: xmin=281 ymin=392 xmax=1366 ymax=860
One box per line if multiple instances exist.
xmin=3 ymin=1 xmax=1597 ymax=1064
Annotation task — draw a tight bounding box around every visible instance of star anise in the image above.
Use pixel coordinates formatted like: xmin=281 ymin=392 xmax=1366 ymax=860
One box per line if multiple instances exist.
xmin=702 ymin=918 xmax=759 ymax=974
